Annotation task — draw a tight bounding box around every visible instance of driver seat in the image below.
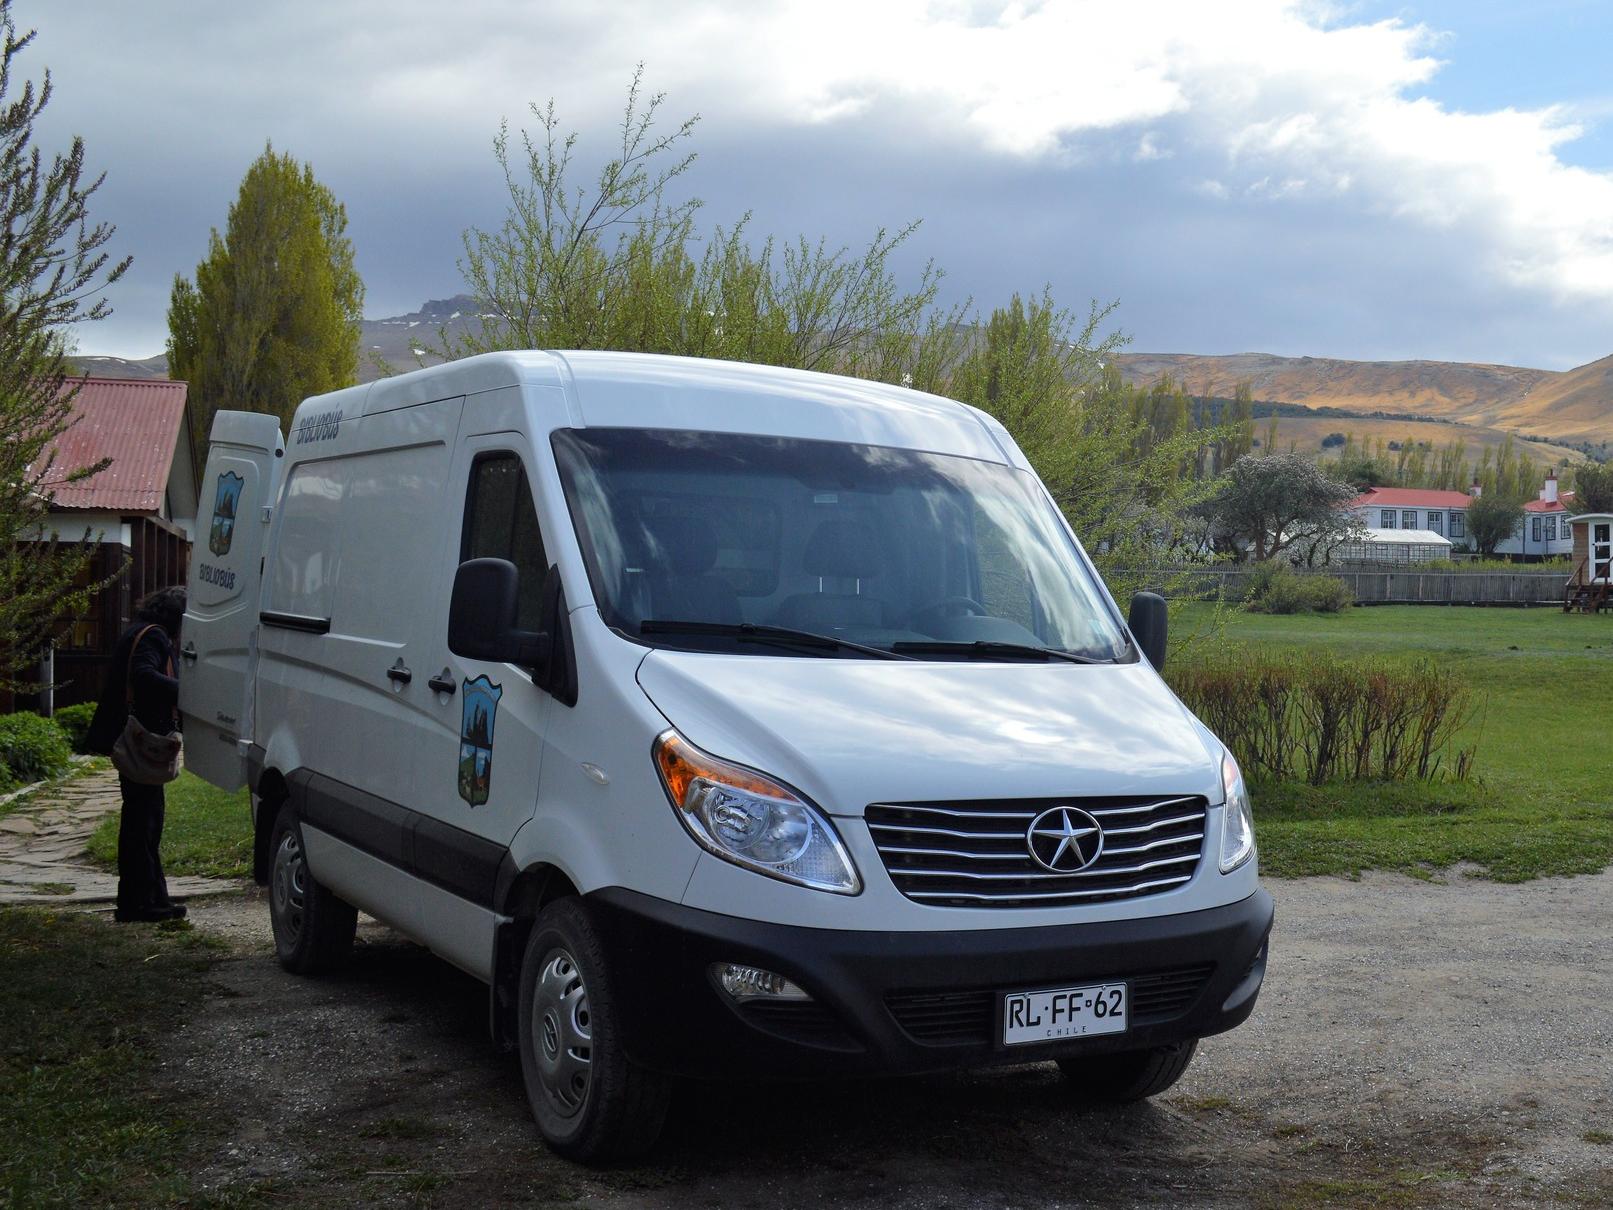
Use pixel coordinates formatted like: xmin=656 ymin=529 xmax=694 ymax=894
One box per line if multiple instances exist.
xmin=774 ymin=519 xmax=888 ymax=631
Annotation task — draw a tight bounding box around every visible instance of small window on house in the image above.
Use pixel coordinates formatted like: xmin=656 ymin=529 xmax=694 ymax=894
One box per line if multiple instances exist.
xmin=1531 ymin=516 xmax=1542 ymax=543
xmin=462 ymin=453 xmax=549 ymax=631
xmin=1545 ymin=515 xmax=1557 ymax=541
xmin=1402 ymin=510 xmax=1418 ymax=529
xmin=1449 ymin=511 xmax=1465 ymax=538
xmin=1427 ymin=511 xmax=1443 ymax=535
xmin=1380 ymin=509 xmax=1395 ymax=528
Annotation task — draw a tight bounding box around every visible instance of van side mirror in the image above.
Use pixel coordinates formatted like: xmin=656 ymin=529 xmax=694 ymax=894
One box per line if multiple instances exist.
xmin=448 ymin=558 xmax=551 ymax=671
xmin=1128 ymin=591 xmax=1168 ymax=671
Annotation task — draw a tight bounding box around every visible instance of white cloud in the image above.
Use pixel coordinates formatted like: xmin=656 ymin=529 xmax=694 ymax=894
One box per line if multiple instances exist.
xmin=303 ymin=0 xmax=1610 ymax=313
xmin=26 ymin=0 xmax=1613 ymax=360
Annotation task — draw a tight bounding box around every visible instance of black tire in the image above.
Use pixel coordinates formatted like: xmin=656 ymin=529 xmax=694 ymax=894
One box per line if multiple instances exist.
xmin=267 ymin=805 xmax=357 ymax=975
xmin=1057 ymin=1040 xmax=1198 ymax=1103
xmin=517 ymin=898 xmax=672 ymax=1163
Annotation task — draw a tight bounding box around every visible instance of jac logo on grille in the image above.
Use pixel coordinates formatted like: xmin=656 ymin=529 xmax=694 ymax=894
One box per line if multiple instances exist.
xmin=1025 ymin=806 xmax=1105 ymax=872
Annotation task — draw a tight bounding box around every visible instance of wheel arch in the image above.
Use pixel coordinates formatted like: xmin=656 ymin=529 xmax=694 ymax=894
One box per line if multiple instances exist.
xmin=251 ymin=764 xmax=292 ymax=886
xmin=489 ymin=860 xmax=582 ymax=1051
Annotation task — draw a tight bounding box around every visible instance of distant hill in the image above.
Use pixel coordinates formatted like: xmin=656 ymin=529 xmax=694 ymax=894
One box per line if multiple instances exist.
xmin=72 ymin=353 xmax=169 ymax=380
xmin=69 ymin=296 xmax=485 ymax=386
xmin=72 ymin=303 xmax=1610 ymax=467
xmin=1112 ymin=350 xmax=1610 ymax=448
xmin=356 ymin=294 xmax=481 ymax=382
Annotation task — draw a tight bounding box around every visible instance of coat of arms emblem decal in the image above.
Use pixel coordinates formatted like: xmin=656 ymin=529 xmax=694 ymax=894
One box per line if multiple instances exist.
xmin=209 ymin=471 xmax=244 ymax=557
xmin=458 ymin=675 xmax=503 ymax=806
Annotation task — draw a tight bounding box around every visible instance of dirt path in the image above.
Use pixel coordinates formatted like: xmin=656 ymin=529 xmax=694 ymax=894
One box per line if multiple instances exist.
xmin=167 ymin=872 xmax=1613 ymax=1208
xmin=0 ymin=764 xmax=237 ymax=905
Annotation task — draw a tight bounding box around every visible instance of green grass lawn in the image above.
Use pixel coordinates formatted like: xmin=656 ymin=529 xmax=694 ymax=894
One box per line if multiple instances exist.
xmin=0 ymin=908 xmax=220 ymax=1206
xmin=1174 ymin=603 xmax=1613 ymax=881
xmin=87 ymin=770 xmax=253 ymax=881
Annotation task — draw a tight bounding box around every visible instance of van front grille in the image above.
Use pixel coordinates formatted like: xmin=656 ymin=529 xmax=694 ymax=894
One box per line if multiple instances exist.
xmin=865 ymin=795 xmax=1208 ymax=908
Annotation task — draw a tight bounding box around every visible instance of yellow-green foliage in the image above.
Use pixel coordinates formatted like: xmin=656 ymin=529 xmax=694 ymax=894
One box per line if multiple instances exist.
xmin=168 ymin=143 xmax=364 ymax=452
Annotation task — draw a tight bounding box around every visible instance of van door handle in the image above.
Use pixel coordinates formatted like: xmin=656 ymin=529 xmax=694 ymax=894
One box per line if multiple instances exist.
xmin=386 ymin=661 xmax=412 ymax=685
xmin=181 ymin=641 xmax=198 ymax=664
xmin=428 ymin=670 xmax=456 ymax=695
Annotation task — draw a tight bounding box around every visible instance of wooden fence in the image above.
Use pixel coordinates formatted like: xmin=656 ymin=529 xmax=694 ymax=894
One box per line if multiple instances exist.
xmin=1164 ymin=567 xmax=1569 ymax=606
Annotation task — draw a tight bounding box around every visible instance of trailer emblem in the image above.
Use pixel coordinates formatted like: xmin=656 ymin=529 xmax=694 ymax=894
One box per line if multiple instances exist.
xmin=209 ymin=471 xmax=244 ymax=556
xmin=457 ymin=675 xmax=503 ymax=807
xmin=1026 ymin=806 xmax=1104 ymax=873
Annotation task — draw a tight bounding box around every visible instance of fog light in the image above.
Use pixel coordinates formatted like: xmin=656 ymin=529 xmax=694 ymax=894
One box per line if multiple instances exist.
xmin=712 ymin=962 xmax=810 ymax=1002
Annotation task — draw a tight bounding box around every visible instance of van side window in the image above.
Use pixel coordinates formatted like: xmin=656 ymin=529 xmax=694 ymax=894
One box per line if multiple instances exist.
xmin=268 ymin=460 xmax=345 ymax=620
xmin=462 ymin=453 xmax=548 ymax=630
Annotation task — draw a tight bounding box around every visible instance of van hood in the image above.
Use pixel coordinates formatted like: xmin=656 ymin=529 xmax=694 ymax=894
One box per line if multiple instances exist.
xmin=635 ymin=651 xmax=1223 ymax=815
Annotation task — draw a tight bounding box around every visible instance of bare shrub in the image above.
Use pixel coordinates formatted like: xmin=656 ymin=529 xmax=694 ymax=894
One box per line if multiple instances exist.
xmin=1168 ymin=649 xmax=1477 ymax=785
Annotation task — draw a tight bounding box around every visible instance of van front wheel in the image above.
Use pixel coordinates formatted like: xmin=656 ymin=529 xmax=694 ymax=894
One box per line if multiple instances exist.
xmin=267 ymin=806 xmax=356 ymax=974
xmin=518 ymin=899 xmax=671 ymax=1162
xmin=1057 ymin=1039 xmax=1198 ymax=1102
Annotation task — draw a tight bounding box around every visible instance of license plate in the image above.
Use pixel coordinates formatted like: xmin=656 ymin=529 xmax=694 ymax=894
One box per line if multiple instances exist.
xmin=1002 ymin=982 xmax=1128 ymax=1046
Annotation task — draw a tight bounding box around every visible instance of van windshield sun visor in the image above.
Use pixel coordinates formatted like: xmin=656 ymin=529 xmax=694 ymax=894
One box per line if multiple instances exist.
xmin=551 ymin=428 xmax=1129 ymax=662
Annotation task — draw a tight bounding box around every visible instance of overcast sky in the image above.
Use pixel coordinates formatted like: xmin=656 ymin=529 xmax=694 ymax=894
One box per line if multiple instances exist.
xmin=27 ymin=0 xmax=1613 ymax=369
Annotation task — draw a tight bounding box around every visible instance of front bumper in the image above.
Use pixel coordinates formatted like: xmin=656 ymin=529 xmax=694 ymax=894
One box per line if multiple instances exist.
xmin=586 ymin=885 xmax=1274 ymax=1080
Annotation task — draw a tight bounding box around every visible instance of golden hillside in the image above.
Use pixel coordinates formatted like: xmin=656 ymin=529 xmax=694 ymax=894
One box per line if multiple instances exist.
xmin=1114 ymin=351 xmax=1611 ymax=445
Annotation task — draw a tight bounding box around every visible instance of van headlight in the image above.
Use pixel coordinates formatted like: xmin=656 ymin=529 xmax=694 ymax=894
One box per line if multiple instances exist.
xmin=653 ymin=731 xmax=861 ymax=894
xmin=1219 ymin=750 xmax=1256 ymax=873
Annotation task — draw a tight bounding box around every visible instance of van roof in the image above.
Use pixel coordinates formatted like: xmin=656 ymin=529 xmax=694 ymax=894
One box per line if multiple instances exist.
xmin=291 ymin=350 xmax=1027 ymax=469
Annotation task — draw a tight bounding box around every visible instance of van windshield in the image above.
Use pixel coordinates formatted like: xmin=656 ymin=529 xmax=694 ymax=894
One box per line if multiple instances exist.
xmin=550 ymin=428 xmax=1129 ymax=662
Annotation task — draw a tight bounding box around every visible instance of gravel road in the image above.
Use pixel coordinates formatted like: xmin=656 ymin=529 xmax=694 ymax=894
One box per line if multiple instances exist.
xmin=166 ymin=870 xmax=1613 ymax=1208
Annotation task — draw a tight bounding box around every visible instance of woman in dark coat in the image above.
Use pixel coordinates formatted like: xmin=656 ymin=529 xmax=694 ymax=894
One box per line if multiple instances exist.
xmin=87 ymin=586 xmax=187 ymax=922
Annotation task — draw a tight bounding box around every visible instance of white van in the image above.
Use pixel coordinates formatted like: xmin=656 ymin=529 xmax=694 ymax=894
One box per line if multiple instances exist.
xmin=181 ymin=352 xmax=1272 ymax=1161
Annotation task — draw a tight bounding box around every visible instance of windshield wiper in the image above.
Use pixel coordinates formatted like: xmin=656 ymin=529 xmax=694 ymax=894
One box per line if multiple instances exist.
xmin=889 ymin=639 xmax=1112 ymax=665
xmin=638 ymin=619 xmax=915 ymax=661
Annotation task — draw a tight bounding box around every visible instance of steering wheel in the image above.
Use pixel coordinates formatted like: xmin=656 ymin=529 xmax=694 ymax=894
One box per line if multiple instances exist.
xmin=906 ymin=595 xmax=987 ymax=630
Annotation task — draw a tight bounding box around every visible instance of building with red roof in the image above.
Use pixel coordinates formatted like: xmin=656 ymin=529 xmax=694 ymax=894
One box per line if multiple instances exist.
xmin=20 ymin=376 xmax=198 ymax=710
xmin=1348 ymin=471 xmax=1576 ymax=559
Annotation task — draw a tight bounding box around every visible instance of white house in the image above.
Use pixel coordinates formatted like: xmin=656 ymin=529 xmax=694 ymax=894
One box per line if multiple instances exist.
xmin=1347 ymin=471 xmax=1575 ymax=560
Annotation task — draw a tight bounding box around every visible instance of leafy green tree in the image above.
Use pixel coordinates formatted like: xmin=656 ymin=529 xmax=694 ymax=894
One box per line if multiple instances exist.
xmin=947 ymin=295 xmax=1229 ymax=604
xmin=168 ymin=144 xmax=363 ymax=449
xmin=0 ymin=3 xmax=130 ymax=690
xmin=1464 ymin=490 xmax=1524 ymax=557
xmin=1570 ymin=462 xmax=1613 ymax=514
xmin=453 ymin=72 xmax=1236 ymax=613
xmin=437 ymin=68 xmax=963 ymax=387
xmin=1201 ymin=453 xmax=1360 ymax=563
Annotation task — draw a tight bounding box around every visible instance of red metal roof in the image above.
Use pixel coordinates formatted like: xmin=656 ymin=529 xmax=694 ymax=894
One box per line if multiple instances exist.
xmin=1523 ymin=491 xmax=1575 ymax=514
xmin=38 ymin=377 xmax=190 ymax=513
xmin=1350 ymin=487 xmax=1476 ymax=510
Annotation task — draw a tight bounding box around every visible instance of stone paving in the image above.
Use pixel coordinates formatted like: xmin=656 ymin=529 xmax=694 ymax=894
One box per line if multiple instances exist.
xmin=0 ymin=762 xmax=239 ymax=905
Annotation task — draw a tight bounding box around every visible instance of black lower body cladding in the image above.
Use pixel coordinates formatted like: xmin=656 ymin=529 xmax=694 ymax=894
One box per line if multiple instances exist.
xmin=587 ymin=886 xmax=1274 ymax=1080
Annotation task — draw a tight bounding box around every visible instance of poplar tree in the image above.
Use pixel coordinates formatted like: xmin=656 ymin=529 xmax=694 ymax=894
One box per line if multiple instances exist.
xmin=0 ymin=2 xmax=131 ymax=690
xmin=168 ymin=145 xmax=363 ymax=449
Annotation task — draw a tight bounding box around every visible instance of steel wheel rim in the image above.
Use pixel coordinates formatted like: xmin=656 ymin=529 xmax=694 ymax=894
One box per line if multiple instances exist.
xmin=271 ymin=831 xmax=307 ymax=945
xmin=532 ymin=947 xmax=592 ymax=1118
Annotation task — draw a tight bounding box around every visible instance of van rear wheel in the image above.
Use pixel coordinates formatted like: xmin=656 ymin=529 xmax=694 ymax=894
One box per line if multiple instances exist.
xmin=1057 ymin=1040 xmax=1198 ymax=1102
xmin=268 ymin=806 xmax=356 ymax=974
xmin=518 ymin=898 xmax=671 ymax=1163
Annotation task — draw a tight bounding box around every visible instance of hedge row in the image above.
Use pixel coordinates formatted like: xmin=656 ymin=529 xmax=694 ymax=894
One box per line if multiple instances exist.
xmin=1168 ymin=649 xmax=1477 ymax=786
